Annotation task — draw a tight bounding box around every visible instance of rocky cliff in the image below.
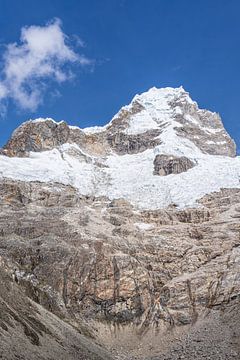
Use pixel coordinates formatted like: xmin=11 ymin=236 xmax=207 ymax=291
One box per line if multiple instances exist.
xmin=2 ymin=87 xmax=236 ymax=158
xmin=0 ymin=87 xmax=239 ymax=359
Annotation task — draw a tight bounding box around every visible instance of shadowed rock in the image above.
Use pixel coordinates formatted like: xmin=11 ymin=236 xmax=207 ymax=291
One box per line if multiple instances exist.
xmin=153 ymin=154 xmax=195 ymax=175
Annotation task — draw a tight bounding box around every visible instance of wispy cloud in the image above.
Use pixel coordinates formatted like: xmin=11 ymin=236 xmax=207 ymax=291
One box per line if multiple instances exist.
xmin=0 ymin=18 xmax=92 ymax=113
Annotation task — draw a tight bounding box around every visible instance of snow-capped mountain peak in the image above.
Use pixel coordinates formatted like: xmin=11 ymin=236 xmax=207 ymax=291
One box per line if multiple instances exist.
xmin=0 ymin=87 xmax=239 ymax=210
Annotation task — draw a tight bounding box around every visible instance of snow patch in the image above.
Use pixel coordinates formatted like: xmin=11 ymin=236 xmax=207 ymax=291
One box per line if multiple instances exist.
xmin=83 ymin=125 xmax=108 ymax=134
xmin=135 ymin=222 xmax=155 ymax=231
xmin=124 ymin=110 xmax=159 ymax=135
xmin=31 ymin=117 xmax=65 ymax=125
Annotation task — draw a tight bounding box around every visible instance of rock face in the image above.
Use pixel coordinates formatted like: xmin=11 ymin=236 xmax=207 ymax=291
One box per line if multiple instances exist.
xmin=0 ymin=179 xmax=240 ymax=359
xmin=0 ymin=262 xmax=113 ymax=360
xmin=3 ymin=87 xmax=236 ymax=158
xmin=168 ymin=94 xmax=236 ymax=157
xmin=3 ymin=119 xmax=72 ymax=156
xmin=0 ymin=86 xmax=240 ymax=359
xmin=153 ymin=154 xmax=195 ymax=175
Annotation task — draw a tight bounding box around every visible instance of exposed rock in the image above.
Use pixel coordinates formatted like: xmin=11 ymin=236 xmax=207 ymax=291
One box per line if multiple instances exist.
xmin=2 ymin=87 xmax=236 ymax=158
xmin=0 ymin=179 xmax=239 ymax=358
xmin=0 ymin=86 xmax=239 ymax=359
xmin=0 ymin=261 xmax=113 ymax=360
xmin=169 ymin=94 xmax=236 ymax=157
xmin=149 ymin=301 xmax=240 ymax=360
xmin=153 ymin=154 xmax=195 ymax=175
xmin=3 ymin=119 xmax=71 ymax=157
xmin=106 ymin=129 xmax=162 ymax=155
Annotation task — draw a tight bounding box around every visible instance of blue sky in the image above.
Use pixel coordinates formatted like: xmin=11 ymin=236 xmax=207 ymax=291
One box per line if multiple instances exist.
xmin=0 ymin=0 xmax=240 ymax=151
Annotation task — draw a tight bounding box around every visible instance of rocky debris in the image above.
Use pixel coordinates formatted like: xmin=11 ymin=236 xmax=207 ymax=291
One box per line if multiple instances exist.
xmin=0 ymin=179 xmax=239 ymax=358
xmin=0 ymin=261 xmax=113 ymax=360
xmin=149 ymin=302 xmax=240 ymax=360
xmin=153 ymin=154 xmax=195 ymax=175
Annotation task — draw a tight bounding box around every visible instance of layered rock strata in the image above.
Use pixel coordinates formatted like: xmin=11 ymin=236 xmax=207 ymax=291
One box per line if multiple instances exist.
xmin=0 ymin=87 xmax=239 ymax=359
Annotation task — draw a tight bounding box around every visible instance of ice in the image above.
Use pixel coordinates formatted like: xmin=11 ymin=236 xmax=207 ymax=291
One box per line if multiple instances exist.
xmin=0 ymin=143 xmax=239 ymax=211
xmin=1 ymin=86 xmax=239 ymax=210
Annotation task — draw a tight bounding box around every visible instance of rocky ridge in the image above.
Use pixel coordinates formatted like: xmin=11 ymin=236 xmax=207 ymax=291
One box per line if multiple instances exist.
xmin=0 ymin=87 xmax=239 ymax=210
xmin=0 ymin=87 xmax=239 ymax=359
xmin=2 ymin=87 xmax=236 ymax=158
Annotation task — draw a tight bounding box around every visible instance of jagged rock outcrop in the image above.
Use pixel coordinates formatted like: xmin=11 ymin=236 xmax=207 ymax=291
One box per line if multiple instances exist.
xmin=153 ymin=154 xmax=195 ymax=175
xmin=2 ymin=87 xmax=236 ymax=158
xmin=106 ymin=129 xmax=162 ymax=155
xmin=2 ymin=119 xmax=71 ymax=157
xmin=169 ymin=94 xmax=236 ymax=157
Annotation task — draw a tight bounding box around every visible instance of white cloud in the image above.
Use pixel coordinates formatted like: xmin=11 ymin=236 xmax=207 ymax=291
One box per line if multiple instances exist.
xmin=0 ymin=83 xmax=7 ymax=99
xmin=0 ymin=18 xmax=91 ymax=112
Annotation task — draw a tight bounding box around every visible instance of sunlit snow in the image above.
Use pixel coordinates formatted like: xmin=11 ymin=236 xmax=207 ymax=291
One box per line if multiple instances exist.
xmin=0 ymin=87 xmax=239 ymax=210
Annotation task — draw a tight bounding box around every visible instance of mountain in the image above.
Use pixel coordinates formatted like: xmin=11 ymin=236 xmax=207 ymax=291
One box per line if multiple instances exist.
xmin=0 ymin=87 xmax=240 ymax=359
xmin=1 ymin=87 xmax=239 ymax=210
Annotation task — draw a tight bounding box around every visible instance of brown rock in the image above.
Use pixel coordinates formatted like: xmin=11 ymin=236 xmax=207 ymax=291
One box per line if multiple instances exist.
xmin=153 ymin=154 xmax=195 ymax=175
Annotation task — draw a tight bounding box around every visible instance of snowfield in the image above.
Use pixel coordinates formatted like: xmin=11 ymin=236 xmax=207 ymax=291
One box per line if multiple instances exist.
xmin=0 ymin=144 xmax=239 ymax=210
xmin=1 ymin=86 xmax=239 ymax=210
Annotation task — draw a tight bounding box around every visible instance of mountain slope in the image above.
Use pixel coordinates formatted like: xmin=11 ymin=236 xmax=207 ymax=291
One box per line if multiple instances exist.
xmin=0 ymin=87 xmax=239 ymax=210
xmin=0 ymin=262 xmax=113 ymax=360
xmin=0 ymin=87 xmax=240 ymax=359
